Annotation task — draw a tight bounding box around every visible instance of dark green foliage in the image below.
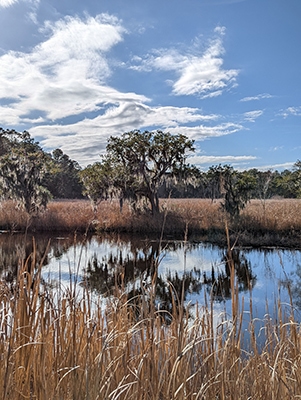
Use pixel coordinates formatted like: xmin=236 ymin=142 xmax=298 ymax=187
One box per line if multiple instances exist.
xmin=0 ymin=129 xmax=51 ymax=214
xmin=207 ymin=165 xmax=257 ymax=219
xmin=0 ymin=128 xmax=84 ymax=211
xmin=1 ymin=127 xmax=301 ymax=212
xmin=104 ymin=130 xmax=195 ymax=213
xmin=80 ymin=130 xmax=195 ymax=214
xmin=79 ymin=161 xmax=116 ymax=210
xmin=43 ymin=148 xmax=84 ymax=199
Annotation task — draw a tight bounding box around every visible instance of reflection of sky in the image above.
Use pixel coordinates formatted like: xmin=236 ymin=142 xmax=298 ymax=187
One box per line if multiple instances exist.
xmin=42 ymin=237 xmax=301 ymax=327
xmin=159 ymin=243 xmax=221 ymax=275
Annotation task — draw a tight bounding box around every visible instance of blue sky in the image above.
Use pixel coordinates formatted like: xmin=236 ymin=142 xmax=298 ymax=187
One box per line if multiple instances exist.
xmin=0 ymin=0 xmax=300 ymax=170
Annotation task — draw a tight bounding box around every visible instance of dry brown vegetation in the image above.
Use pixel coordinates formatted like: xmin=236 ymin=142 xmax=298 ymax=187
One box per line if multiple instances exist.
xmin=0 ymin=198 xmax=301 ymax=247
xmin=1 ymin=245 xmax=301 ymax=399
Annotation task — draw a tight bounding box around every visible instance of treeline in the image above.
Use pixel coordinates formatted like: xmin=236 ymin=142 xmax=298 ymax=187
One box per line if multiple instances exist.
xmin=160 ymin=164 xmax=301 ymax=200
xmin=0 ymin=128 xmax=300 ymax=216
xmin=0 ymin=128 xmax=84 ymax=213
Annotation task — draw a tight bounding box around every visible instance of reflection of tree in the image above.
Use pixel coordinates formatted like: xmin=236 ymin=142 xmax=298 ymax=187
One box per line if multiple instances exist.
xmin=84 ymin=245 xmax=203 ymax=321
xmin=83 ymin=238 xmax=203 ymax=321
xmin=156 ymin=269 xmax=202 ymax=316
xmin=0 ymin=234 xmax=50 ymax=280
xmin=286 ymin=262 xmax=301 ymax=309
xmin=84 ymin=240 xmax=162 ymax=296
xmin=203 ymin=249 xmax=256 ymax=301
xmin=84 ymin=240 xmax=258 ymax=318
xmin=0 ymin=232 xmax=258 ymax=319
xmin=0 ymin=233 xmax=84 ymax=283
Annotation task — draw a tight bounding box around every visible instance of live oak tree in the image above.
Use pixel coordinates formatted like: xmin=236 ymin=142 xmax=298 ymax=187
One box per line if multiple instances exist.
xmin=79 ymin=161 xmax=113 ymax=211
xmin=207 ymin=164 xmax=256 ymax=220
xmin=0 ymin=129 xmax=51 ymax=215
xmin=82 ymin=130 xmax=195 ymax=214
xmin=106 ymin=130 xmax=195 ymax=214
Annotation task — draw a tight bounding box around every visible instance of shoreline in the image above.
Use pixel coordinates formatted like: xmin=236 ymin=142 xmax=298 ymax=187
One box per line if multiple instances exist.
xmin=0 ymin=198 xmax=300 ymax=249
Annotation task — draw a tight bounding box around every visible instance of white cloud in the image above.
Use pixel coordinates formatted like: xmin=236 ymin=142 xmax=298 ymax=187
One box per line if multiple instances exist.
xmin=0 ymin=15 xmax=243 ymax=167
xmin=243 ymin=110 xmax=263 ymax=122
xmin=0 ymin=14 xmax=131 ymax=125
xmin=29 ymin=103 xmax=222 ymax=166
xmin=214 ymin=26 xmax=226 ymax=35
xmin=254 ymin=162 xmax=295 ymax=171
xmin=130 ymin=27 xmax=239 ymax=98
xmin=269 ymin=146 xmax=283 ymax=152
xmin=0 ymin=0 xmax=39 ymax=8
xmin=240 ymin=93 xmax=273 ymax=102
xmin=167 ymin=122 xmax=244 ymax=141
xmin=278 ymin=106 xmax=301 ymax=118
xmin=0 ymin=0 xmax=18 ymax=7
xmin=188 ymin=154 xmax=257 ymax=167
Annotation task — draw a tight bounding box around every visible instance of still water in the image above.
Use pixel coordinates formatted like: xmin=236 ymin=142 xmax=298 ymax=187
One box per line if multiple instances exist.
xmin=1 ymin=232 xmax=301 ymax=329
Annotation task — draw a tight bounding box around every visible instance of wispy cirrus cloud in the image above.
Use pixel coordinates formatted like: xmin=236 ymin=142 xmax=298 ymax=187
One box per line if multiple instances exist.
xmin=0 ymin=0 xmax=39 ymax=8
xmin=240 ymin=93 xmax=273 ymax=102
xmin=269 ymin=146 xmax=283 ymax=152
xmin=0 ymin=0 xmax=18 ymax=7
xmin=278 ymin=106 xmax=301 ymax=118
xmin=130 ymin=26 xmax=239 ymax=98
xmin=188 ymin=154 xmax=256 ymax=168
xmin=243 ymin=110 xmax=263 ymax=122
xmin=254 ymin=162 xmax=295 ymax=171
xmin=167 ymin=122 xmax=244 ymax=142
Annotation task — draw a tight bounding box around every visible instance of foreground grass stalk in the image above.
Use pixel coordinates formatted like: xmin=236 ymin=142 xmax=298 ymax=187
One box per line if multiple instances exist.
xmin=1 ymin=246 xmax=301 ymax=399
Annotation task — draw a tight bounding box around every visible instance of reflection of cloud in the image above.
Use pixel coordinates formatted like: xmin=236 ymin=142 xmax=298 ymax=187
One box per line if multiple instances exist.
xmin=240 ymin=93 xmax=273 ymax=102
xmin=131 ymin=26 xmax=239 ymax=98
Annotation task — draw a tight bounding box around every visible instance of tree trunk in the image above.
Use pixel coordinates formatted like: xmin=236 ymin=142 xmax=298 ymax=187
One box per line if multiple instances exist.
xmin=149 ymin=191 xmax=160 ymax=214
xmin=119 ymin=197 xmax=124 ymax=213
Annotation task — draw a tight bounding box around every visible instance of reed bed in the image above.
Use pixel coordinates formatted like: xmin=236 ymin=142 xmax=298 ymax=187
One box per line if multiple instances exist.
xmin=0 ymin=198 xmax=300 ymax=247
xmin=1 ymin=245 xmax=301 ymax=399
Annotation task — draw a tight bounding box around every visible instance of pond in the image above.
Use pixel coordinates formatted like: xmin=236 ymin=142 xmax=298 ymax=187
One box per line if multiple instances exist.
xmin=1 ymin=232 xmax=301 ymax=345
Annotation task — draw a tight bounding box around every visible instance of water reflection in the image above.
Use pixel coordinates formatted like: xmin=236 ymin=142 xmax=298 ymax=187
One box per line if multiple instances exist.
xmin=0 ymin=232 xmax=300 ymax=324
xmin=0 ymin=233 xmax=80 ymax=280
xmin=202 ymin=249 xmax=257 ymax=301
xmin=83 ymin=239 xmax=204 ymax=318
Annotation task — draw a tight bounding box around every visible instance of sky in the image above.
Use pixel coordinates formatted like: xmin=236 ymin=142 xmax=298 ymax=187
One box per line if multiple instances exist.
xmin=0 ymin=0 xmax=300 ymax=170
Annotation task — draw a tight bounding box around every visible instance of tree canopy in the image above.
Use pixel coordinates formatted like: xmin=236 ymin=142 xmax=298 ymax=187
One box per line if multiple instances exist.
xmin=44 ymin=148 xmax=84 ymax=199
xmin=0 ymin=129 xmax=51 ymax=215
xmin=1 ymin=127 xmax=301 ymax=218
xmin=82 ymin=130 xmax=195 ymax=214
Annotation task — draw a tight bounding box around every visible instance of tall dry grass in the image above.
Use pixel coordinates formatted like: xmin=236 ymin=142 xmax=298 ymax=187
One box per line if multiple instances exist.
xmin=0 ymin=198 xmax=300 ymax=246
xmin=1 ymin=242 xmax=301 ymax=399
